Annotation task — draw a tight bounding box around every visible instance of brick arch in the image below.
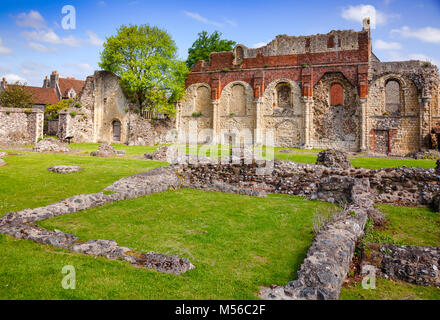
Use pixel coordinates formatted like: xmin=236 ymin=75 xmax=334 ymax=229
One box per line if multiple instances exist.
xmin=313 ymin=70 xmax=357 ymax=87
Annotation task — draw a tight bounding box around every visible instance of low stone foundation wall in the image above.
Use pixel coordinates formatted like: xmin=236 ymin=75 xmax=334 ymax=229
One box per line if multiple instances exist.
xmin=174 ymin=161 xmax=440 ymax=206
xmin=0 ymin=108 xmax=43 ymax=145
xmin=0 ymin=167 xmax=194 ymax=275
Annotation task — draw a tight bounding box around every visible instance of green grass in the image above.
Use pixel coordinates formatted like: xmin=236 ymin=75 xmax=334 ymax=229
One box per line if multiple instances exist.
xmin=364 ymin=205 xmax=440 ymax=247
xmin=69 ymin=143 xmax=159 ymax=156
xmin=350 ymin=157 xmax=436 ymax=170
xmin=1 ymin=190 xmax=336 ymax=299
xmin=341 ymin=278 xmax=440 ymax=300
xmin=0 ymin=152 xmax=167 ymax=215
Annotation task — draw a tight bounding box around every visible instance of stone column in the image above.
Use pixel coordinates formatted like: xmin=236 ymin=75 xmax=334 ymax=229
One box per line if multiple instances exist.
xmin=420 ymin=96 xmax=432 ymax=150
xmin=255 ymin=98 xmax=264 ymax=145
xmin=303 ymin=97 xmax=314 ymax=149
xmin=360 ymin=98 xmax=367 ymax=152
xmin=212 ymin=100 xmax=220 ymax=145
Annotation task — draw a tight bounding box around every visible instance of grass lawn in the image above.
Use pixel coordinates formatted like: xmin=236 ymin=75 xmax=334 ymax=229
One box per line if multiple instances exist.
xmin=340 ymin=278 xmax=440 ymax=300
xmin=340 ymin=205 xmax=440 ymax=300
xmin=69 ymin=143 xmax=159 ymax=156
xmin=0 ymin=152 xmax=167 ymax=215
xmin=0 ymin=189 xmax=336 ymax=299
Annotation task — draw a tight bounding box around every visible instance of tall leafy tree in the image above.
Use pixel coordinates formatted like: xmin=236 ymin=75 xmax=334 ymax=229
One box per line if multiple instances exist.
xmin=186 ymin=31 xmax=236 ymax=69
xmin=0 ymin=82 xmax=34 ymax=109
xmin=99 ymin=24 xmax=189 ymax=115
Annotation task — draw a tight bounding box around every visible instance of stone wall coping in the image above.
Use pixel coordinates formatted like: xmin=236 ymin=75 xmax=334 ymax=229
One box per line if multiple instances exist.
xmin=0 ymin=107 xmax=43 ymax=114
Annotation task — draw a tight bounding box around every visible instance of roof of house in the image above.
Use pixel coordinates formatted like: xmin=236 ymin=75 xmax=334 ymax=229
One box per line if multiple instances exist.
xmin=7 ymin=85 xmax=59 ymax=105
xmin=58 ymin=78 xmax=86 ymax=98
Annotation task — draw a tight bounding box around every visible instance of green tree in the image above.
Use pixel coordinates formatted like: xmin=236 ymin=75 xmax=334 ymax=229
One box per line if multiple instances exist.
xmin=186 ymin=31 xmax=236 ymax=69
xmin=99 ymin=24 xmax=188 ymax=115
xmin=0 ymin=82 xmax=34 ymax=109
xmin=45 ymin=99 xmax=73 ymax=120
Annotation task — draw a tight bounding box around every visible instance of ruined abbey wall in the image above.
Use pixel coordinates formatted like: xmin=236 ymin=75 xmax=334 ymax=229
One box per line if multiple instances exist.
xmin=58 ymin=71 xmax=176 ymax=146
xmin=0 ymin=108 xmax=43 ymax=145
xmin=178 ymin=21 xmax=440 ymax=155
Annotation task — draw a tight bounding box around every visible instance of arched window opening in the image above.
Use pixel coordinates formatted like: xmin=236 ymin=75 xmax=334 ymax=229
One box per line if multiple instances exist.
xmin=276 ymin=83 xmax=292 ymax=108
xmin=235 ymin=46 xmax=244 ymax=65
xmin=195 ymin=86 xmax=212 ymax=115
xmin=330 ymin=83 xmax=344 ymax=106
xmin=113 ymin=120 xmax=121 ymax=142
xmin=385 ymin=80 xmax=401 ymax=114
xmin=230 ymin=84 xmax=246 ymax=116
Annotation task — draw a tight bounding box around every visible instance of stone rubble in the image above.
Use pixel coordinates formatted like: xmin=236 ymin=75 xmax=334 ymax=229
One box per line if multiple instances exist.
xmin=316 ymin=149 xmax=353 ymax=169
xmin=90 ymin=143 xmax=117 ymax=157
xmin=47 ymin=165 xmax=83 ymax=174
xmin=362 ymin=243 xmax=440 ymax=287
xmin=33 ymin=138 xmax=71 ymax=153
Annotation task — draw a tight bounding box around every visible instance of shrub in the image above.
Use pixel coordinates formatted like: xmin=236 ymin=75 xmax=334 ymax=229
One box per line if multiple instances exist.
xmin=24 ymin=109 xmax=33 ymax=115
xmin=74 ymin=102 xmax=82 ymax=108
xmin=229 ymin=112 xmax=235 ymax=118
xmin=221 ymin=68 xmax=230 ymax=72
xmin=5 ymin=111 xmax=10 ymax=115
xmin=70 ymin=111 xmax=77 ymax=117
xmin=192 ymin=112 xmax=203 ymax=118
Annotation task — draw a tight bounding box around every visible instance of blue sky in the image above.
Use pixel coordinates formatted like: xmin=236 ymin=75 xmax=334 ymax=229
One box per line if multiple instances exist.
xmin=0 ymin=0 xmax=439 ymax=86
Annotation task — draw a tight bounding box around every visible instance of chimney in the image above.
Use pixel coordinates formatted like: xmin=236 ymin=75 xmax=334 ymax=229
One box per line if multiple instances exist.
xmin=43 ymin=76 xmax=50 ymax=88
xmin=0 ymin=77 xmax=6 ymax=90
xmin=50 ymin=70 xmax=59 ymax=88
xmin=362 ymin=17 xmax=371 ymax=31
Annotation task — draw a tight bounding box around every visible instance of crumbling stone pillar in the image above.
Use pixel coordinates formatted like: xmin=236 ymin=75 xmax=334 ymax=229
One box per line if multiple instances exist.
xmin=212 ymin=100 xmax=220 ymax=145
xmin=255 ymin=98 xmax=264 ymax=145
xmin=420 ymin=96 xmax=432 ymax=151
xmin=360 ymin=98 xmax=367 ymax=151
xmin=303 ymin=97 xmax=314 ymax=148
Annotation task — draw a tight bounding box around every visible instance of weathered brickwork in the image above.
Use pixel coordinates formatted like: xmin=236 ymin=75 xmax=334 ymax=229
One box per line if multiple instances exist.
xmin=0 ymin=108 xmax=43 ymax=145
xmin=178 ymin=20 xmax=440 ymax=155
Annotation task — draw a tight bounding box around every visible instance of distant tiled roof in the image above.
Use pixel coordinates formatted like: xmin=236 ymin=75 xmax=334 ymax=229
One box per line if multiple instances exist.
xmin=8 ymin=85 xmax=59 ymax=105
xmin=58 ymin=78 xmax=86 ymax=98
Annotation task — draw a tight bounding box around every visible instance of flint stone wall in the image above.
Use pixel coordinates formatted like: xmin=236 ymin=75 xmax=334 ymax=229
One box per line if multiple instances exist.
xmin=174 ymin=161 xmax=440 ymax=206
xmin=0 ymin=108 xmax=43 ymax=145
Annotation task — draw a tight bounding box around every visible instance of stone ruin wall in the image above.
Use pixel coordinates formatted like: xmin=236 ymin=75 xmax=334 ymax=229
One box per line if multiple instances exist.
xmin=58 ymin=71 xmax=176 ymax=146
xmin=311 ymin=73 xmax=359 ymax=151
xmin=0 ymin=108 xmax=43 ymax=145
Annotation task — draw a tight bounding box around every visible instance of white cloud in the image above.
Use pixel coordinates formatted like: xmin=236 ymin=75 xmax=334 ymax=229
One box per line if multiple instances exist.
xmin=252 ymin=42 xmax=267 ymax=48
xmin=341 ymin=4 xmax=397 ymax=29
xmin=0 ymin=37 xmax=13 ymax=55
xmin=27 ymin=42 xmax=56 ymax=53
xmin=15 ymin=10 xmax=46 ymax=29
xmin=224 ymin=19 xmax=237 ymax=28
xmin=21 ymin=29 xmax=81 ymax=47
xmin=3 ymin=74 xmax=27 ymax=84
xmin=391 ymin=26 xmax=440 ymax=44
xmin=408 ymin=54 xmax=439 ymax=66
xmin=183 ymin=11 xmax=224 ymax=27
xmin=87 ymin=31 xmax=104 ymax=46
xmin=64 ymin=63 xmax=94 ymax=73
xmin=374 ymin=40 xmax=402 ymax=51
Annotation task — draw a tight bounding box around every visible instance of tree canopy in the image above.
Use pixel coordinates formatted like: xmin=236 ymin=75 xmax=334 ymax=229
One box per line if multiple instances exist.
xmin=99 ymin=24 xmax=188 ymax=115
xmin=0 ymin=82 xmax=34 ymax=109
xmin=186 ymin=31 xmax=236 ymax=69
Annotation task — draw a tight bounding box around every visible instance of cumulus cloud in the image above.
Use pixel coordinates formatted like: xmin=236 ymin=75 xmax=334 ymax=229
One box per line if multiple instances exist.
xmin=15 ymin=10 xmax=46 ymax=29
xmin=391 ymin=26 xmax=440 ymax=44
xmin=3 ymin=74 xmax=27 ymax=83
xmin=341 ymin=4 xmax=397 ymax=29
xmin=86 ymin=31 xmax=104 ymax=46
xmin=22 ymin=29 xmax=82 ymax=47
xmin=0 ymin=37 xmax=13 ymax=55
xmin=252 ymin=42 xmax=267 ymax=48
xmin=183 ymin=11 xmax=224 ymax=27
xmin=374 ymin=39 xmax=402 ymax=51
